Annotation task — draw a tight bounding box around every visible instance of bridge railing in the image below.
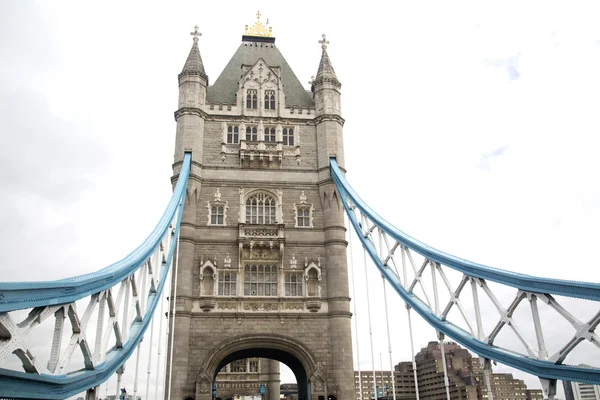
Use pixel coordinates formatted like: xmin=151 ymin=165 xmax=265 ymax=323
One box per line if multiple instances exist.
xmin=331 ymin=158 xmax=600 ymax=391
xmin=0 ymin=153 xmax=191 ymax=399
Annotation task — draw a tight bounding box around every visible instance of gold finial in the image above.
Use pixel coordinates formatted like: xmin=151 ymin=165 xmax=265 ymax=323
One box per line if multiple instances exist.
xmin=244 ymin=10 xmax=273 ymax=37
xmin=319 ymin=34 xmax=329 ymax=50
xmin=191 ymin=25 xmax=202 ymax=42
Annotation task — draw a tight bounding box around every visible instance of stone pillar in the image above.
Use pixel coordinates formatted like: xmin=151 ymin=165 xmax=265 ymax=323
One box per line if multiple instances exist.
xmin=267 ymin=359 xmax=281 ymax=400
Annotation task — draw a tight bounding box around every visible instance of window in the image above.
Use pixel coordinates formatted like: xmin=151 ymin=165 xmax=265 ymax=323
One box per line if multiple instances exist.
xmin=285 ymin=272 xmax=303 ymax=296
xmin=210 ymin=206 xmax=224 ymax=225
xmin=264 ymin=90 xmax=275 ymax=110
xmin=297 ymin=207 xmax=310 ymax=227
xmin=243 ymin=264 xmax=278 ymax=296
xmin=246 ymin=89 xmax=257 ymax=109
xmin=246 ymin=126 xmax=258 ymax=141
xmin=231 ymin=359 xmax=246 ymax=373
xmin=245 ymin=193 xmax=277 ymax=224
xmin=218 ymin=271 xmax=236 ymax=295
xmin=227 ymin=125 xmax=239 ymax=144
xmin=264 ymin=127 xmax=276 ymax=142
xmin=283 ymin=127 xmax=294 ymax=146
xmin=249 ymin=358 xmax=259 ymax=373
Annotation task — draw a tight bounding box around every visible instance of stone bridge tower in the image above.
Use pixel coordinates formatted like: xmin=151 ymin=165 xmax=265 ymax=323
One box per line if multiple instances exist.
xmin=167 ymin=15 xmax=353 ymax=400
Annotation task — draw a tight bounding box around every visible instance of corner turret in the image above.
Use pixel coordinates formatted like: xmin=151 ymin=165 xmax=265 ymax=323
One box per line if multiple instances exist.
xmin=174 ymin=25 xmax=208 ymax=165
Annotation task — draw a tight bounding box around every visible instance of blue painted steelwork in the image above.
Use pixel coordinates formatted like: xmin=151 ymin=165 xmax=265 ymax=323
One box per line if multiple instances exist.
xmin=0 ymin=153 xmax=192 ymax=313
xmin=0 ymin=153 xmax=191 ymax=399
xmin=330 ymin=158 xmax=600 ymax=385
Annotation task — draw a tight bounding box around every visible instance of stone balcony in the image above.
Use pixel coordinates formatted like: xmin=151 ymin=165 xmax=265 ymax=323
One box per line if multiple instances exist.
xmin=240 ymin=140 xmax=282 ymax=163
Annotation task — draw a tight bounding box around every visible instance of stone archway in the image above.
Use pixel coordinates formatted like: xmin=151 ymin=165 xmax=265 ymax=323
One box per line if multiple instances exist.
xmin=195 ymin=334 xmax=322 ymax=400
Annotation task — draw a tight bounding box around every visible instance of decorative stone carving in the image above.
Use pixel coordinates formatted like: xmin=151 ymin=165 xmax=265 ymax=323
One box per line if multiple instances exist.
xmin=305 ymin=299 xmax=322 ymax=312
xmin=285 ymin=302 xmax=304 ymax=310
xmin=199 ymin=297 xmax=216 ymax=312
xmin=290 ymin=254 xmax=297 ymax=269
xmin=300 ymin=191 xmax=307 ymax=204
xmin=224 ymin=253 xmax=231 ymax=268
xmin=243 ymin=303 xmax=279 ymax=311
xmin=214 ymin=188 xmax=222 ymax=202
xmin=217 ymin=302 xmax=236 ymax=310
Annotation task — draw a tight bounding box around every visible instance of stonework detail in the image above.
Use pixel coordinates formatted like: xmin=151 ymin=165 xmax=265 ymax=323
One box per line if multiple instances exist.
xmin=168 ymin=25 xmax=353 ymax=400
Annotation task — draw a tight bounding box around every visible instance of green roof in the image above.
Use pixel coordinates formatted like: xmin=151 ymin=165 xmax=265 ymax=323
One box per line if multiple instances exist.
xmin=206 ymin=41 xmax=314 ymax=108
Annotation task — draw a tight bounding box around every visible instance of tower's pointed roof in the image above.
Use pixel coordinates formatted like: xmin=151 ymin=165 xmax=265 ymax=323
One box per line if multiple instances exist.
xmin=180 ymin=26 xmax=207 ymax=81
xmin=206 ymin=13 xmax=314 ymax=107
xmin=314 ymin=34 xmax=341 ymax=88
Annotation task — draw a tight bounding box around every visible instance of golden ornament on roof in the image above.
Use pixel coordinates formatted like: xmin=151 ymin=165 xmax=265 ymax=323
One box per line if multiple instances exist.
xmin=244 ymin=10 xmax=273 ymax=37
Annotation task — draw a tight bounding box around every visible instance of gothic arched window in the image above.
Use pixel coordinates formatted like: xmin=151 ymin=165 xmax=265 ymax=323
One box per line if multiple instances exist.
xmin=264 ymin=90 xmax=275 ymax=110
xmin=285 ymin=272 xmax=303 ymax=296
xmin=283 ymin=128 xmax=294 ymax=146
xmin=210 ymin=206 xmax=224 ymax=225
xmin=264 ymin=127 xmax=276 ymax=142
xmin=246 ymin=89 xmax=258 ymax=109
xmin=245 ymin=193 xmax=277 ymax=224
xmin=243 ymin=264 xmax=278 ymax=296
xmin=246 ymin=126 xmax=258 ymax=141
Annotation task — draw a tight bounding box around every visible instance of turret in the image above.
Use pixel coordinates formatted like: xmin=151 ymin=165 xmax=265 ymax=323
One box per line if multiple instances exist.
xmin=174 ymin=25 xmax=208 ymax=165
xmin=313 ymin=34 xmax=344 ymax=170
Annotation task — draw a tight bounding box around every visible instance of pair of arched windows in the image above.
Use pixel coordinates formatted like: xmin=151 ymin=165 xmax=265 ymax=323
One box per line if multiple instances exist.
xmin=246 ymin=90 xmax=258 ymax=109
xmin=264 ymin=90 xmax=275 ymax=109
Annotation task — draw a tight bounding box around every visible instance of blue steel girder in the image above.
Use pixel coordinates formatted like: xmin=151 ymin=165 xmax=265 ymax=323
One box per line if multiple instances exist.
xmin=330 ymin=157 xmax=600 ymax=385
xmin=0 ymin=153 xmax=191 ymax=399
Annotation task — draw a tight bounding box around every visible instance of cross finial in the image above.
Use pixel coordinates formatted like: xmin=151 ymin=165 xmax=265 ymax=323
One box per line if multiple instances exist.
xmin=256 ymin=10 xmax=261 ymax=21
xmin=309 ymin=75 xmax=316 ymax=85
xmin=319 ymin=34 xmax=329 ymax=50
xmin=190 ymin=25 xmax=202 ymax=42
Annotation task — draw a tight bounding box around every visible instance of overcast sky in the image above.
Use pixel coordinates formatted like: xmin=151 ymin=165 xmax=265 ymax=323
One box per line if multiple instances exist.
xmin=1 ymin=0 xmax=600 ymax=398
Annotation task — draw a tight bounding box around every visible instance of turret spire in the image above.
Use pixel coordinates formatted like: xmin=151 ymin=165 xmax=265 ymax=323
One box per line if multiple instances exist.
xmin=315 ymin=34 xmax=340 ymax=87
xmin=180 ymin=25 xmax=207 ymax=80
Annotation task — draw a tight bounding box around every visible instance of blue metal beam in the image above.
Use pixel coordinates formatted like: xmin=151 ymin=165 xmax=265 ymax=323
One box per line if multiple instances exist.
xmin=330 ymin=157 xmax=600 ymax=385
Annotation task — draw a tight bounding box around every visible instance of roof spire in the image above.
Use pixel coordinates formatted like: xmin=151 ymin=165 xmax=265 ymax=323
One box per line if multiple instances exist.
xmin=180 ymin=25 xmax=207 ymax=80
xmin=314 ymin=33 xmax=340 ymax=87
xmin=244 ymin=10 xmax=273 ymax=38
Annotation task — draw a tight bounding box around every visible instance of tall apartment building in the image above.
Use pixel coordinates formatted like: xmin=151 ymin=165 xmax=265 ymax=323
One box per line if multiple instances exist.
xmin=354 ymin=342 xmax=543 ymax=400
xmin=563 ymin=381 xmax=600 ymax=400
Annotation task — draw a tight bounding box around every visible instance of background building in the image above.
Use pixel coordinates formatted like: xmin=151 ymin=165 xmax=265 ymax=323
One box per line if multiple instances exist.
xmin=215 ymin=358 xmax=279 ymax=400
xmin=563 ymin=381 xmax=600 ymax=400
xmin=354 ymin=342 xmax=543 ymax=400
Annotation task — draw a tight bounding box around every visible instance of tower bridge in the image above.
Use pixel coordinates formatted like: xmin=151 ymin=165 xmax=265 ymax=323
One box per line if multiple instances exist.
xmin=1 ymin=13 xmax=600 ymax=400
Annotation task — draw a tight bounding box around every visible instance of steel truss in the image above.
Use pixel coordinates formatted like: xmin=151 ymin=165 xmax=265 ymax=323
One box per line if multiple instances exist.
xmin=331 ymin=158 xmax=600 ymax=398
xmin=0 ymin=153 xmax=191 ymax=399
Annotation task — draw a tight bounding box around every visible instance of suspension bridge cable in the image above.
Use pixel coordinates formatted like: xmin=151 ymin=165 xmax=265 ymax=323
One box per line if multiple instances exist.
xmin=363 ymin=246 xmax=378 ymax=399
xmin=167 ymin=224 xmax=181 ymax=400
xmin=346 ymin=214 xmax=363 ymax=400
xmin=156 ymin=267 xmax=170 ymax=400
xmin=381 ymin=274 xmax=397 ymax=400
xmin=402 ymin=247 xmax=420 ymax=400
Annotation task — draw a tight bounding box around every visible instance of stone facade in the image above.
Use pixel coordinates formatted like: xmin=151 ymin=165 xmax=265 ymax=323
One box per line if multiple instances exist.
xmin=165 ymin=18 xmax=353 ymax=400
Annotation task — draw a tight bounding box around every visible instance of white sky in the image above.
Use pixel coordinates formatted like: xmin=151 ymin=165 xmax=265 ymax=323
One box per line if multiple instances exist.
xmin=1 ymin=0 xmax=600 ymax=398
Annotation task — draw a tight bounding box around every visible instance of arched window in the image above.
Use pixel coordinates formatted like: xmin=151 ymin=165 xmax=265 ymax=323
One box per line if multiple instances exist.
xmin=246 ymin=89 xmax=257 ymax=109
xmin=307 ymin=268 xmax=319 ymax=297
xmin=243 ymin=264 xmax=278 ymax=296
xmin=246 ymin=126 xmax=258 ymax=141
xmin=283 ymin=128 xmax=294 ymax=146
xmin=264 ymin=90 xmax=275 ymax=110
xmin=264 ymin=127 xmax=276 ymax=142
xmin=245 ymin=193 xmax=277 ymax=224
